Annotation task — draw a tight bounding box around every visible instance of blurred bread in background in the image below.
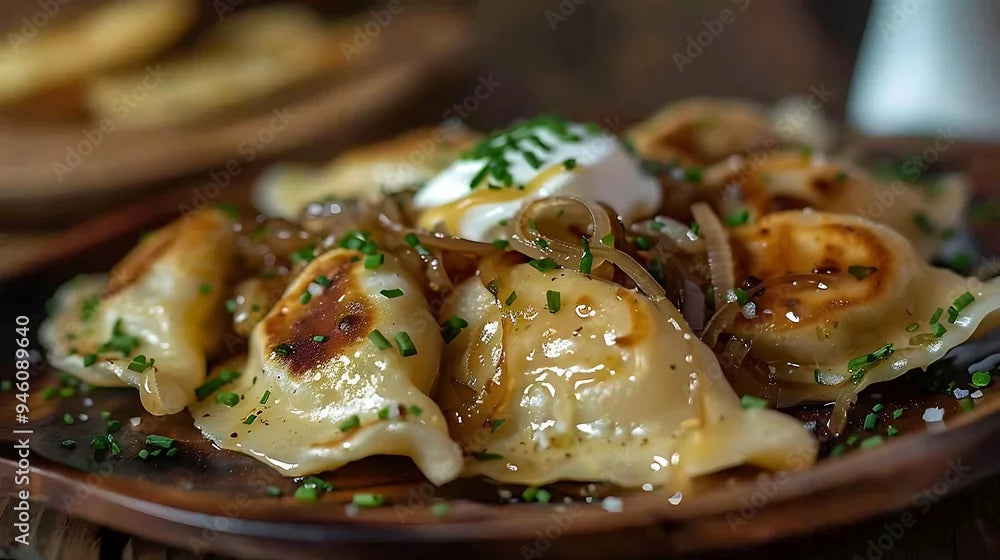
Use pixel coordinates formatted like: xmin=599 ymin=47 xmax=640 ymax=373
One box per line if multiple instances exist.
xmin=0 ymin=0 xmax=196 ymax=105
xmin=85 ymin=4 xmax=372 ymax=129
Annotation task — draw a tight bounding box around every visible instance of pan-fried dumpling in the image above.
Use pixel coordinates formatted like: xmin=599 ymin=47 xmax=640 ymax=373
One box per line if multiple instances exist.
xmin=40 ymin=209 xmax=235 ymax=415
xmin=413 ymin=116 xmax=660 ymax=242
xmin=702 ymin=151 xmax=969 ymax=259
xmin=253 ymin=125 xmax=480 ymax=219
xmin=627 ymin=98 xmax=778 ymax=166
xmin=191 ymin=248 xmax=462 ymax=484
xmin=726 ymin=210 xmax=1000 ymax=424
xmin=435 ymin=262 xmax=817 ymax=489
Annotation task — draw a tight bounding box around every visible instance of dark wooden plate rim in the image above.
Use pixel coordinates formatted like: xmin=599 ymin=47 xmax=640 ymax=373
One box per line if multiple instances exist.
xmin=5 ymin=392 xmax=1000 ymax=554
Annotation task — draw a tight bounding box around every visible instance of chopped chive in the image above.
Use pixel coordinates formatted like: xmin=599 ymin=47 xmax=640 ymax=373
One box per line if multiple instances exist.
xmin=930 ymin=307 xmax=944 ymax=324
xmin=947 ymin=306 xmax=959 ymax=323
xmin=127 ymin=355 xmax=155 ymax=373
xmin=490 ymin=419 xmax=505 ymax=433
xmin=505 ymin=291 xmax=517 ymax=306
xmin=83 ymin=353 xmax=98 ymax=367
xmin=892 ymin=408 xmax=904 ymax=419
xmin=273 ymin=343 xmax=293 ymax=357
xmin=846 ymin=435 xmax=859 ymax=446
xmin=600 ymin=233 xmax=615 ymax=246
xmin=740 ymin=395 xmax=768 ymax=409
xmin=960 ymin=399 xmax=975 ymax=412
xmin=971 ymin=371 xmax=991 ymax=388
xmin=473 ymin=451 xmax=503 ymax=461
xmin=43 ymin=387 xmax=58 ymax=400
xmin=199 ymin=283 xmax=212 ymax=294
xmin=535 ymin=489 xmax=552 ymax=503
xmin=528 ymin=258 xmax=558 ymax=272
xmin=101 ymin=411 xmax=112 ymax=421
xmin=378 ymin=406 xmax=391 ymax=420
xmin=138 ymin=449 xmax=150 ymax=460
xmin=380 ymin=288 xmax=404 ymax=299
xmin=260 ymin=390 xmax=270 ymax=405
xmin=441 ymin=316 xmax=469 ymax=343
xmin=431 ymin=501 xmax=450 ymax=517
xmin=563 ymin=158 xmax=578 ymax=170
xmin=59 ymin=387 xmax=76 ymax=398
xmin=360 ymin=240 xmax=379 ymax=256
xmin=312 ymin=335 xmax=327 ymax=343
xmin=216 ymin=392 xmax=239 ymax=407
xmin=294 ymin=486 xmax=319 ymax=502
xmin=339 ymin=415 xmax=360 ymax=431
xmin=106 ymin=420 xmax=122 ymax=433
xmin=848 ymin=343 xmax=894 ymax=382
xmin=887 ymin=425 xmax=900 ymax=436
xmin=146 ymin=435 xmax=174 ymax=448
xmin=859 ymin=435 xmax=883 ymax=449
xmin=522 ymin=486 xmax=539 ymax=501
xmin=315 ymin=275 xmax=331 ymax=287
xmin=408 ymin=405 xmax=423 ymax=417
xmin=266 ymin=486 xmax=282 ymax=497
xmin=60 ymin=439 xmax=76 ymax=448
xmin=871 ymin=403 xmax=884 ymax=412
xmin=579 ymin=237 xmax=593 ymax=275
xmin=634 ymin=236 xmax=653 ymax=250
xmin=369 ymin=329 xmax=392 ymax=350
xmin=684 ymin=167 xmax=703 ymax=183
xmin=724 ymin=209 xmax=750 ymax=227
xmin=353 ymin=493 xmax=386 ymax=507
xmin=906 ymin=322 xmax=919 ymax=332
xmin=847 ymin=265 xmax=877 ymax=280
xmin=469 ymin=164 xmax=490 ymax=189
xmin=290 ymin=244 xmax=316 ymax=265
xmin=689 ymin=222 xmax=700 ymax=236
xmin=299 ymin=291 xmax=312 ymax=305
xmin=62 ymin=413 xmax=75 ymax=425
xmin=829 ymin=444 xmax=848 ymax=457
xmin=486 ymin=280 xmax=499 ymax=296
xmin=243 ymin=414 xmax=256 ymax=425
xmin=931 ymin=322 xmax=947 ymax=337
xmin=364 ymin=253 xmax=384 ymax=269
xmin=863 ymin=413 xmax=877 ymax=431
xmin=952 ymin=291 xmax=975 ymax=312
xmin=395 ymin=332 xmax=417 ymax=357
xmin=225 ymin=299 xmax=237 ymax=313
xmin=492 ymin=239 xmax=510 ymax=250
xmin=546 ymin=290 xmax=561 ymax=313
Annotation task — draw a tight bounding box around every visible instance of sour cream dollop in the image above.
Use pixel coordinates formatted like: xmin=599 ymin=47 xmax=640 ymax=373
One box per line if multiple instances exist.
xmin=413 ymin=118 xmax=661 ymax=242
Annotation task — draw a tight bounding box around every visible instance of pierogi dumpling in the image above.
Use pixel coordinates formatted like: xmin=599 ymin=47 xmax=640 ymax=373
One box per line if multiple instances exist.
xmin=192 ymin=248 xmax=462 ymax=484
xmin=627 ymin=97 xmax=778 ymax=166
xmin=727 ymin=210 xmax=1000 ymax=412
xmin=702 ymin=151 xmax=968 ymax=260
xmin=40 ymin=209 xmax=235 ymax=415
xmin=435 ymin=262 xmax=817 ymax=488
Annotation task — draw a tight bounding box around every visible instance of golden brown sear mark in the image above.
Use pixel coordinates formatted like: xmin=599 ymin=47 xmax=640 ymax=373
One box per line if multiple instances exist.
xmin=262 ymin=251 xmax=376 ymax=376
xmin=731 ymin=218 xmax=894 ymax=331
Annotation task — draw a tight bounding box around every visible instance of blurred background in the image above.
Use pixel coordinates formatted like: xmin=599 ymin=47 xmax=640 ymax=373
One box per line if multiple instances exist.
xmin=0 ymin=0 xmax=999 ymax=272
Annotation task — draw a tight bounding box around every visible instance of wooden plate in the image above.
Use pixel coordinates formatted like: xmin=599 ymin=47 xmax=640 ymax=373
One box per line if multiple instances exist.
xmin=2 ymin=143 xmax=1000 ymax=559
xmin=0 ymin=9 xmax=471 ymax=221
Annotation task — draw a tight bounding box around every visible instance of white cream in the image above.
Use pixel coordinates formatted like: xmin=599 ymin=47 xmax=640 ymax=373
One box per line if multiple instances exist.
xmin=413 ymin=121 xmax=661 ymax=242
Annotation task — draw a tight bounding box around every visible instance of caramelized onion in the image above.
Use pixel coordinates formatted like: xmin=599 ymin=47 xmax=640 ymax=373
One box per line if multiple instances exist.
xmin=690 ymin=202 xmax=735 ymax=309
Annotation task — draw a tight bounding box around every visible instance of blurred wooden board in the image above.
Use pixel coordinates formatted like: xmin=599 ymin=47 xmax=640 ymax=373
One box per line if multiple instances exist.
xmin=0 ymin=10 xmax=471 ymax=217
